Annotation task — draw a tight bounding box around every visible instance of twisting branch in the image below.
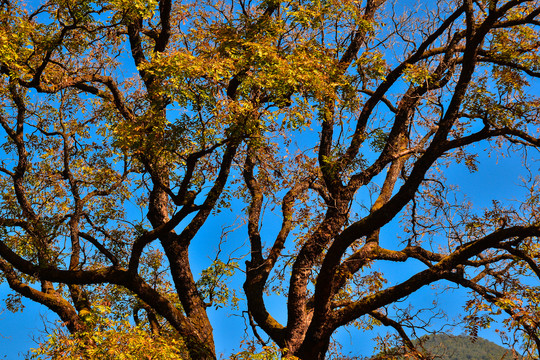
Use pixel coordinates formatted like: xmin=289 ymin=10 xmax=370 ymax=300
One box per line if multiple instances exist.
xmin=369 ymin=310 xmax=429 ymax=359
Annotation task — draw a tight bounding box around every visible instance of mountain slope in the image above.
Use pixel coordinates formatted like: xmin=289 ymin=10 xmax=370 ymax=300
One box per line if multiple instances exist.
xmin=419 ymin=334 xmax=519 ymax=360
xmin=370 ymin=334 xmax=522 ymax=360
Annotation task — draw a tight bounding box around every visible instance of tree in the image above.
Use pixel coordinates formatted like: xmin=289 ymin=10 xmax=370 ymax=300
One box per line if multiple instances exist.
xmin=0 ymin=0 xmax=540 ymax=359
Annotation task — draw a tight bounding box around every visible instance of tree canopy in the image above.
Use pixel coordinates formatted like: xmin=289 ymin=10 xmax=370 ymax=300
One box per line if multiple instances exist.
xmin=1 ymin=0 xmax=540 ymax=359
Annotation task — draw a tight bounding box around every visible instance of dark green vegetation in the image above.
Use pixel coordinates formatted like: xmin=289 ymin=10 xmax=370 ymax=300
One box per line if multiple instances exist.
xmin=371 ymin=334 xmax=523 ymax=360
xmin=420 ymin=335 xmax=519 ymax=360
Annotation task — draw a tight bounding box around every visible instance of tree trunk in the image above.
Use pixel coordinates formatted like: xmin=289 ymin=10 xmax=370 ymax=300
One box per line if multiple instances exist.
xmin=146 ymin=161 xmax=216 ymax=359
xmin=294 ymin=336 xmax=330 ymax=360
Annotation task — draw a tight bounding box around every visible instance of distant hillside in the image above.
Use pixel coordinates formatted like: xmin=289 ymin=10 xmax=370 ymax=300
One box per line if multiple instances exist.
xmin=370 ymin=334 xmax=523 ymax=360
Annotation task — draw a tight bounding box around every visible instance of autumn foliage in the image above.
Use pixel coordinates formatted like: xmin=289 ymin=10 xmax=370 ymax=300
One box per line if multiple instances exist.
xmin=1 ymin=0 xmax=540 ymax=359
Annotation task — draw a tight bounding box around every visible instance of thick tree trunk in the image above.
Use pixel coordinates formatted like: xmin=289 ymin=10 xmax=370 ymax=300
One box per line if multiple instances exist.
xmin=162 ymin=238 xmax=216 ymax=359
xmin=289 ymin=320 xmax=332 ymax=360
xmin=295 ymin=340 xmax=330 ymax=360
xmin=146 ymin=163 xmax=216 ymax=359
